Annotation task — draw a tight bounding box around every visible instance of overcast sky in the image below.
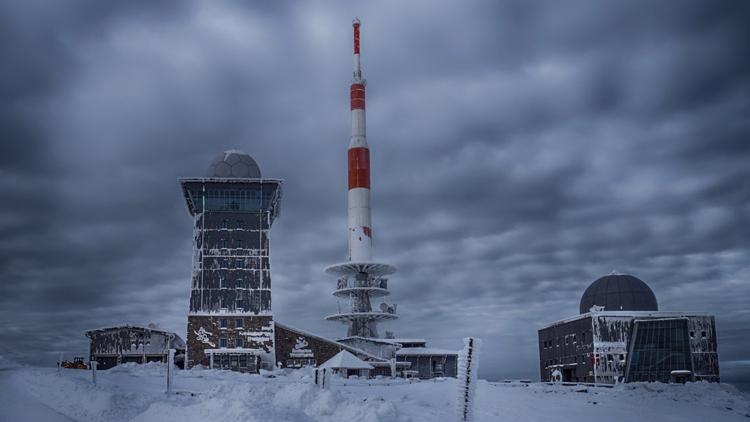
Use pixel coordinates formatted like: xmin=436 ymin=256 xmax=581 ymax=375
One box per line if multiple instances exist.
xmin=1 ymin=0 xmax=749 ymax=383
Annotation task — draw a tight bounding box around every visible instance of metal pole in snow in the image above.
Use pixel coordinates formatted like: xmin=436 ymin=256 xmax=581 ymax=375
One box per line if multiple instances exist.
xmin=166 ymin=349 xmax=175 ymax=394
xmin=90 ymin=360 xmax=98 ymax=386
xmin=57 ymin=352 xmax=63 ymax=375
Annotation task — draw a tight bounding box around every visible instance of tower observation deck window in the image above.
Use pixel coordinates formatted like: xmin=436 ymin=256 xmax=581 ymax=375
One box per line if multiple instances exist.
xmin=202 ymin=189 xmax=275 ymax=212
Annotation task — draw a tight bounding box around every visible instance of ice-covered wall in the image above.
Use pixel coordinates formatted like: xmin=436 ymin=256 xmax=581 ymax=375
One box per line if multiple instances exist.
xmin=687 ymin=316 xmax=720 ymax=381
xmin=592 ymin=315 xmax=632 ymax=382
xmin=88 ymin=327 xmax=183 ymax=357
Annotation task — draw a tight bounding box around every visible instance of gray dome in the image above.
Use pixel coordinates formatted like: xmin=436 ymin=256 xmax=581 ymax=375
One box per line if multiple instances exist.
xmin=207 ymin=150 xmax=261 ymax=178
xmin=579 ymin=274 xmax=658 ymax=314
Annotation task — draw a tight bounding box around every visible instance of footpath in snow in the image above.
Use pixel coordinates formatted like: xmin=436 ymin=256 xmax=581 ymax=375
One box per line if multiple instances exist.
xmin=0 ymin=359 xmax=748 ymax=422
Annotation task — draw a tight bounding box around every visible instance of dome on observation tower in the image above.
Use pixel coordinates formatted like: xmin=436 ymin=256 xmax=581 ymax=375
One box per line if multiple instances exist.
xmin=207 ymin=150 xmax=261 ymax=178
xmin=579 ymin=273 xmax=658 ymax=314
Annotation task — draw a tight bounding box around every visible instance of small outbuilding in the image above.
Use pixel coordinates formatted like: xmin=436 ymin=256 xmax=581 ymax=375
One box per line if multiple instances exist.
xmin=318 ymin=350 xmax=374 ymax=378
xmin=86 ymin=325 xmax=185 ymax=370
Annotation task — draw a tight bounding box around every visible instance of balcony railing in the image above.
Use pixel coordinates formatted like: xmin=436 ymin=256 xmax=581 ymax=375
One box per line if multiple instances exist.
xmin=336 ymin=278 xmax=388 ymax=290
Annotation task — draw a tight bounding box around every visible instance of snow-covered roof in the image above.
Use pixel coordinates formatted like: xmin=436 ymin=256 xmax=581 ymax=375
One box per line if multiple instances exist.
xmin=274 ymin=322 xmax=386 ymax=362
xmin=319 ymin=350 xmax=374 ymax=370
xmin=391 ymin=339 xmax=426 ymax=344
xmin=85 ymin=325 xmax=182 ymax=339
xmin=395 ymin=347 xmax=458 ymax=356
xmin=539 ymin=310 xmax=715 ymax=330
xmin=203 ymin=348 xmax=264 ymax=355
xmin=337 ymin=336 xmax=401 ymax=345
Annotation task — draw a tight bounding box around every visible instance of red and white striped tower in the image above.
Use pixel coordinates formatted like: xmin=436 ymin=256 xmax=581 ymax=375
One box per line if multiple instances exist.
xmin=348 ymin=17 xmax=371 ymax=262
xmin=326 ymin=19 xmax=397 ymax=340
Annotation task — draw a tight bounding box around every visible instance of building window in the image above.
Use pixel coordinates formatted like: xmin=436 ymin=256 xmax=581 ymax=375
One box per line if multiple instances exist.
xmin=619 ymin=354 xmax=625 ymax=361
xmin=221 ymin=239 xmax=228 ymax=249
xmin=222 ymin=219 xmax=229 ymax=229
xmin=236 ymin=337 xmax=244 ymax=348
xmin=689 ymin=331 xmax=695 ymax=339
xmin=701 ymin=331 xmax=706 ymax=338
xmin=236 ymin=239 xmax=243 ymax=249
xmin=236 ymin=319 xmax=244 ymax=328
xmin=219 ymin=338 xmax=227 ymax=348
xmin=236 ymin=220 xmax=244 ymax=229
xmin=581 ymin=332 xmax=586 ymax=342
xmin=572 ymin=334 xmax=576 ymax=343
xmin=220 ymin=318 xmax=228 ymax=328
xmin=235 ymin=258 xmax=244 ymax=268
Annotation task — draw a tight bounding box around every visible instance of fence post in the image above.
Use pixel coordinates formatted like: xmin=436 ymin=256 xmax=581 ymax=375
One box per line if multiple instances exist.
xmin=57 ymin=352 xmax=63 ymax=375
xmin=166 ymin=349 xmax=175 ymax=394
xmin=390 ymin=358 xmax=397 ymax=379
xmin=457 ymin=337 xmax=481 ymax=422
xmin=90 ymin=360 xmax=98 ymax=386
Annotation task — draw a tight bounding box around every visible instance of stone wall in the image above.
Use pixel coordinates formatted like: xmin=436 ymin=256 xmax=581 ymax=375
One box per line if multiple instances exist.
xmin=274 ymin=322 xmax=343 ymax=368
xmin=187 ymin=315 xmax=274 ymax=368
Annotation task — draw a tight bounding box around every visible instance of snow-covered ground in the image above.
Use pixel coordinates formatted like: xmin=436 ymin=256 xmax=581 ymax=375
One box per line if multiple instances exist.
xmin=0 ymin=359 xmax=748 ymax=422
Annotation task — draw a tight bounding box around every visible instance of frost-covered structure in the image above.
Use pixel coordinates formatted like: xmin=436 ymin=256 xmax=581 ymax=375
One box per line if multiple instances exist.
xmin=180 ymin=151 xmax=283 ymax=372
xmin=538 ymin=274 xmax=720 ymax=384
xmin=86 ymin=325 xmax=185 ymax=370
xmin=321 ymin=20 xmax=459 ymax=379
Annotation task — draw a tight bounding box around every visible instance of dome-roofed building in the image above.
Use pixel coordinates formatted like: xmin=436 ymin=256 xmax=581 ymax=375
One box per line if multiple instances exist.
xmin=179 ymin=151 xmax=281 ymax=372
xmin=579 ymin=274 xmax=659 ymax=314
xmin=538 ymin=273 xmax=719 ymax=385
xmin=207 ymin=150 xmax=261 ymax=178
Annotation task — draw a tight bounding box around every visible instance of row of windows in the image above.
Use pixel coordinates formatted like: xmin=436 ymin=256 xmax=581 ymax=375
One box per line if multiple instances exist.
xmin=220 ymin=219 xmax=247 ymax=230
xmin=542 ymin=331 xmax=588 ymax=349
xmin=204 ymin=258 xmax=269 ymax=270
xmin=203 ymin=189 xmax=275 ymax=212
xmin=205 ymin=240 xmax=267 ymax=253
xmin=213 ymin=354 xmax=256 ymax=369
xmin=286 ymin=358 xmax=317 ymax=368
xmin=219 ymin=318 xmax=245 ymax=328
xmin=543 ymin=353 xmax=625 ymax=368
xmin=218 ymin=337 xmax=246 ymax=348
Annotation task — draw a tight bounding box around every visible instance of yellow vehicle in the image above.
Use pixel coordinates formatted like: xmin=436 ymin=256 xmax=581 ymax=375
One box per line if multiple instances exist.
xmin=61 ymin=356 xmax=88 ymax=369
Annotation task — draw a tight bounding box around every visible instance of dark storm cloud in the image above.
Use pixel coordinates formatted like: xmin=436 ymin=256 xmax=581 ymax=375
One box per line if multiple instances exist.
xmin=1 ymin=0 xmax=749 ymax=383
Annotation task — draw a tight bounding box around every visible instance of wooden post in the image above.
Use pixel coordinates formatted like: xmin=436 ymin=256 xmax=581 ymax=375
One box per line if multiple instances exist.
xmin=457 ymin=337 xmax=481 ymax=422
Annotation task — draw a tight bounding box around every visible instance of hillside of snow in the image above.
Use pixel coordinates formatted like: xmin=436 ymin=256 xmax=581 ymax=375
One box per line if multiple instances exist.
xmin=0 ymin=359 xmax=748 ymax=422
